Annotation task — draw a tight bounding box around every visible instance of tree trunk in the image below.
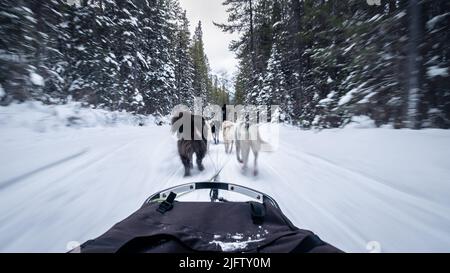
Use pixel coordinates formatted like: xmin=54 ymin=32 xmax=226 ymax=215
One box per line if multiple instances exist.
xmin=248 ymin=0 xmax=256 ymax=71
xmin=406 ymin=0 xmax=422 ymax=129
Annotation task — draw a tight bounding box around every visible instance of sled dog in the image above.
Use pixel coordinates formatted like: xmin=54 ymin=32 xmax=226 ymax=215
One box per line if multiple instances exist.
xmin=171 ymin=112 xmax=209 ymax=177
xmin=222 ymin=121 xmax=235 ymax=154
xmin=210 ymin=120 xmax=221 ymax=145
xmin=235 ymin=122 xmax=265 ymax=176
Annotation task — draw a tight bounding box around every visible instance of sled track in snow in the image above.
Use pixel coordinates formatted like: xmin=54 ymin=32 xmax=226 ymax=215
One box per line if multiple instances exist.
xmin=0 ymin=149 xmax=89 ymax=191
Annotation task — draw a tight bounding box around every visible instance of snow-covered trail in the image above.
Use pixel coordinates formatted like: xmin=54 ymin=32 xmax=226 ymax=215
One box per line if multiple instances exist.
xmin=1 ymin=125 xmax=450 ymax=253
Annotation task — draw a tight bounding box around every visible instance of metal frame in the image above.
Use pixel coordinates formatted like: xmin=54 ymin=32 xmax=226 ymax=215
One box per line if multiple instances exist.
xmin=144 ymin=182 xmax=280 ymax=209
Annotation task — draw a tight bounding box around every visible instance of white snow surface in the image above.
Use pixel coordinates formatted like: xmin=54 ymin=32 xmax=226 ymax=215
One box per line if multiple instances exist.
xmin=210 ymin=238 xmax=265 ymax=252
xmin=1 ymin=103 xmax=450 ymax=253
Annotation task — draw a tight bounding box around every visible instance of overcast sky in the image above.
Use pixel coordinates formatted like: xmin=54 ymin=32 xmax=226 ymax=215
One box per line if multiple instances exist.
xmin=178 ymin=0 xmax=238 ymax=77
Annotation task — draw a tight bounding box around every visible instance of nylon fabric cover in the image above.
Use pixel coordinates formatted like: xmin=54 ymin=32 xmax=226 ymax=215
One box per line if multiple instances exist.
xmin=80 ymin=201 xmax=342 ymax=253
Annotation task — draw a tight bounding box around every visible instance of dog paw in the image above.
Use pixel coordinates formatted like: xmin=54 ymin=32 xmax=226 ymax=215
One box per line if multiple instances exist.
xmin=198 ymin=165 xmax=205 ymax=172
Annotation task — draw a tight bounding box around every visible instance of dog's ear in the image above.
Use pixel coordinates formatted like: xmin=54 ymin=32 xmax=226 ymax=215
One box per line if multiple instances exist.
xmin=171 ymin=112 xmax=185 ymax=125
xmin=171 ymin=116 xmax=178 ymax=125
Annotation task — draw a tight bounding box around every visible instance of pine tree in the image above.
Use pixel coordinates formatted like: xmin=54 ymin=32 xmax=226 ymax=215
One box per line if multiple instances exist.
xmin=191 ymin=21 xmax=210 ymax=103
xmin=219 ymin=0 xmax=450 ymax=129
xmin=174 ymin=10 xmax=195 ymax=108
xmin=0 ymin=0 xmax=41 ymax=103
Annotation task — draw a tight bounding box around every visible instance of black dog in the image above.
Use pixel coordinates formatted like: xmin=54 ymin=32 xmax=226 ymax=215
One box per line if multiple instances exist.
xmin=211 ymin=123 xmax=218 ymax=144
xmin=171 ymin=112 xmax=208 ymax=177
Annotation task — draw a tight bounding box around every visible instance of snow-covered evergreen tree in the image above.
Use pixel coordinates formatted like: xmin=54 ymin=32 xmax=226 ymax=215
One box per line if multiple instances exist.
xmin=173 ymin=10 xmax=195 ymax=108
xmin=218 ymin=0 xmax=450 ymax=129
xmin=191 ymin=21 xmax=210 ymax=104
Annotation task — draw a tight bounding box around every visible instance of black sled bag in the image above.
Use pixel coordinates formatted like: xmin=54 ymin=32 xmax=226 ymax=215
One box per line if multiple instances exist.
xmin=80 ymin=199 xmax=342 ymax=253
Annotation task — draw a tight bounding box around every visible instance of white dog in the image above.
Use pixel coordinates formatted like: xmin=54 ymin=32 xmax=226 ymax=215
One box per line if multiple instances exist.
xmin=235 ymin=122 xmax=265 ymax=176
xmin=222 ymin=121 xmax=235 ymax=154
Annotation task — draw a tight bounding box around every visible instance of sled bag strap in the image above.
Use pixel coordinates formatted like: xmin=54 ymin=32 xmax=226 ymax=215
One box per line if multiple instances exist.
xmin=249 ymin=202 xmax=266 ymax=225
xmin=157 ymin=192 xmax=177 ymax=214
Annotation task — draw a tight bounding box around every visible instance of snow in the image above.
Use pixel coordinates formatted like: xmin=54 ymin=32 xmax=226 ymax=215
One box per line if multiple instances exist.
xmin=0 ymin=11 xmax=19 ymax=20
xmin=426 ymin=66 xmax=448 ymax=78
xmin=30 ymin=72 xmax=45 ymax=86
xmin=75 ymin=45 xmax=86 ymax=52
xmin=272 ymin=21 xmax=282 ymax=28
xmin=1 ymin=103 xmax=450 ymax=253
xmin=134 ymin=93 xmax=143 ymax=103
xmin=129 ymin=17 xmax=139 ymax=28
xmin=343 ymin=43 xmax=356 ymax=54
xmin=105 ymin=56 xmax=119 ymax=67
xmin=319 ymin=91 xmax=336 ymax=105
xmin=338 ymin=88 xmax=357 ymax=106
xmin=344 ymin=115 xmax=376 ymax=129
xmin=367 ymin=14 xmax=382 ymax=23
xmin=209 ymin=232 xmax=267 ymax=252
xmin=0 ymin=101 xmax=154 ymax=132
xmin=394 ymin=11 xmax=406 ymax=20
xmin=25 ymin=15 xmax=37 ymax=24
xmin=339 ymin=83 xmax=368 ymax=106
xmin=136 ymin=52 xmax=149 ymax=69
xmin=210 ymin=238 xmax=265 ymax=252
xmin=427 ymin=13 xmax=450 ymax=30
xmin=0 ymin=84 xmax=5 ymax=98
xmin=357 ymin=92 xmax=376 ymax=104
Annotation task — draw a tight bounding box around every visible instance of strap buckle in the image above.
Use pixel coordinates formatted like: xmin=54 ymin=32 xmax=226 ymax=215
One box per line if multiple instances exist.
xmin=157 ymin=192 xmax=177 ymax=214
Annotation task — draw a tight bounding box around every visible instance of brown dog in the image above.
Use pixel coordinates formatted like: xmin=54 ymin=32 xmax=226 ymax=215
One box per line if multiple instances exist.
xmin=171 ymin=112 xmax=209 ymax=177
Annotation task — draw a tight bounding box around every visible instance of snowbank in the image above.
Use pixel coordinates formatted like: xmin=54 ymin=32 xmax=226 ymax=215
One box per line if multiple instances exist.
xmin=0 ymin=101 xmax=158 ymax=132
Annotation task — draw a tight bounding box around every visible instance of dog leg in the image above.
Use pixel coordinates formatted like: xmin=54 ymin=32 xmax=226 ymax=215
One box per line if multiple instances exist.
xmin=196 ymin=156 xmax=205 ymax=171
xmin=181 ymin=155 xmax=191 ymax=177
xmin=253 ymin=151 xmax=259 ymax=176
xmin=195 ymin=141 xmax=206 ymax=172
xmin=241 ymin=141 xmax=250 ymax=172
xmin=236 ymin=140 xmax=243 ymax=163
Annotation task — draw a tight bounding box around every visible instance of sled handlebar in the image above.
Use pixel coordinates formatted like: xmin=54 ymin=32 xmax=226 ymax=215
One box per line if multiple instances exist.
xmin=144 ymin=182 xmax=280 ymax=209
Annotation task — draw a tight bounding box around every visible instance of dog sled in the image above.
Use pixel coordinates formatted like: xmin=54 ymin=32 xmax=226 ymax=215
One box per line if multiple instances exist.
xmin=77 ymin=182 xmax=342 ymax=253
